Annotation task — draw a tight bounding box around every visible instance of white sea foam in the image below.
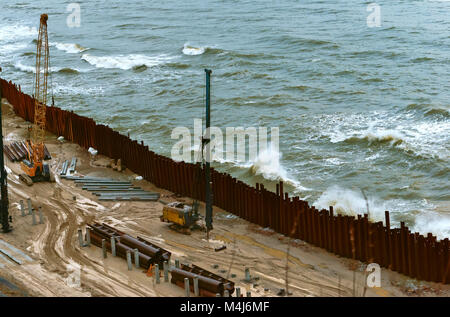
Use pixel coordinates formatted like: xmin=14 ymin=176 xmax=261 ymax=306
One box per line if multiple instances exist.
xmin=50 ymin=42 xmax=89 ymax=54
xmin=0 ymin=42 xmax=28 ymax=54
xmin=246 ymin=147 xmax=309 ymax=191
xmin=14 ymin=62 xmax=84 ymax=74
xmin=0 ymin=24 xmax=37 ymax=42
xmin=189 ymin=141 xmax=308 ymax=192
xmin=354 ymin=129 xmax=404 ymax=145
xmin=52 ymin=84 xmax=105 ymax=96
xmin=14 ymin=62 xmax=40 ymax=73
xmin=322 ymin=112 xmax=449 ymax=160
xmin=0 ymin=24 xmax=37 ymax=56
xmin=182 ymin=43 xmax=206 ymax=56
xmin=81 ymin=53 xmax=173 ymax=70
xmin=314 ymin=185 xmax=387 ymax=221
xmin=314 ymin=186 xmax=450 ymax=239
xmin=412 ymin=210 xmax=450 ymax=240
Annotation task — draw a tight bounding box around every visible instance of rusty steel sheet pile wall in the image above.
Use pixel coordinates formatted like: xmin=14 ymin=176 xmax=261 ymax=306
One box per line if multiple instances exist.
xmin=1 ymin=78 xmax=449 ymax=284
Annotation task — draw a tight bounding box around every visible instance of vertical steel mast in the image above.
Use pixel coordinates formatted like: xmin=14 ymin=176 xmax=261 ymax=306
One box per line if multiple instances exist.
xmin=204 ymin=69 xmax=213 ymax=237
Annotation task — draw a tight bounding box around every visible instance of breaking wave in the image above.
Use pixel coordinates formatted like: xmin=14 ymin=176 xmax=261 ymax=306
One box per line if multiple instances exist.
xmin=314 ymin=186 xmax=450 ymax=239
xmin=246 ymin=147 xmax=309 ymax=191
xmin=0 ymin=24 xmax=37 ymax=42
xmin=323 ymin=111 xmax=449 ymax=161
xmin=192 ymin=143 xmax=308 ymax=192
xmin=406 ymin=103 xmax=450 ymax=118
xmin=182 ymin=43 xmax=207 ymax=55
xmin=14 ymin=62 xmax=81 ymax=74
xmin=413 ymin=211 xmax=450 ymax=240
xmin=314 ymin=185 xmax=387 ymax=221
xmin=342 ymin=129 xmax=405 ymax=147
xmin=50 ymin=42 xmax=89 ymax=54
xmin=81 ymin=53 xmax=173 ymax=70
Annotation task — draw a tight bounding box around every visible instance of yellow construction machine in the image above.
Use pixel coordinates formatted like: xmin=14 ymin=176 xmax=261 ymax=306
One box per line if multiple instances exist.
xmin=160 ymin=202 xmax=201 ymax=235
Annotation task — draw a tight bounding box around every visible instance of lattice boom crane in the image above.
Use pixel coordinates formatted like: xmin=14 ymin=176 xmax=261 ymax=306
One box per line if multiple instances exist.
xmin=20 ymin=14 xmax=52 ymax=185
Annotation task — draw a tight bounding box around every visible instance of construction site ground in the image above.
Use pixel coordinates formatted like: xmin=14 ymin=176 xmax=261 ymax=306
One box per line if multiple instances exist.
xmin=0 ymin=98 xmax=448 ymax=297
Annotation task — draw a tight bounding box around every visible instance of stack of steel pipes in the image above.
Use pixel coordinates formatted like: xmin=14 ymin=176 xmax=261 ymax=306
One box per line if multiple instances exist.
xmin=87 ymin=222 xmax=171 ymax=269
xmin=171 ymin=263 xmax=235 ymax=297
xmin=64 ymin=176 xmax=160 ymax=201
xmin=3 ymin=141 xmax=51 ymax=162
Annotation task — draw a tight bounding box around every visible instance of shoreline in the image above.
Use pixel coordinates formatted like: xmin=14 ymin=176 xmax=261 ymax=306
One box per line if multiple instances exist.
xmin=0 ymin=96 xmax=448 ymax=297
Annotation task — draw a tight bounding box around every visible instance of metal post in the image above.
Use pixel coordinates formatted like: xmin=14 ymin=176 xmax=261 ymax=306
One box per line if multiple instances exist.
xmin=126 ymin=250 xmax=132 ymax=270
xmin=155 ymin=264 xmax=160 ymax=284
xmin=102 ymin=239 xmax=107 ymax=258
xmin=38 ymin=206 xmax=44 ymax=224
xmin=194 ymin=276 xmax=199 ymax=296
xmin=20 ymin=200 xmax=25 ymax=217
xmin=175 ymin=259 xmax=180 ymax=268
xmin=246 ymin=291 xmax=251 ymax=297
xmin=134 ymin=249 xmax=139 ymax=268
xmin=27 ymin=198 xmax=32 ymax=215
xmin=236 ymin=287 xmax=241 ymax=297
xmin=163 ymin=261 xmax=169 ymax=282
xmin=86 ymin=228 xmax=91 ymax=246
xmin=204 ymin=69 xmax=213 ymax=236
xmin=31 ymin=209 xmax=37 ymax=225
xmin=245 ymin=268 xmax=251 ymax=281
xmin=184 ymin=277 xmax=190 ymax=297
xmin=110 ymin=236 xmax=116 ymax=256
xmin=0 ymin=76 xmax=11 ymax=233
xmin=78 ymin=229 xmax=83 ymax=247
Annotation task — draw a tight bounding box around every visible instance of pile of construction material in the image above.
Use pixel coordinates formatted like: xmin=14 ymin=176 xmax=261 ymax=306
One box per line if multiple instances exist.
xmin=87 ymin=222 xmax=171 ymax=269
xmin=63 ymin=176 xmax=160 ymax=201
xmin=86 ymin=223 xmax=235 ymax=297
xmin=171 ymin=263 xmax=235 ymax=297
xmin=60 ymin=157 xmax=77 ymax=176
xmin=3 ymin=141 xmax=51 ymax=162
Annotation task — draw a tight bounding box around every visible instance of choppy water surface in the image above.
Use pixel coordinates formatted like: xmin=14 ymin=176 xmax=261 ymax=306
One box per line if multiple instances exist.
xmin=0 ymin=0 xmax=448 ymax=237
